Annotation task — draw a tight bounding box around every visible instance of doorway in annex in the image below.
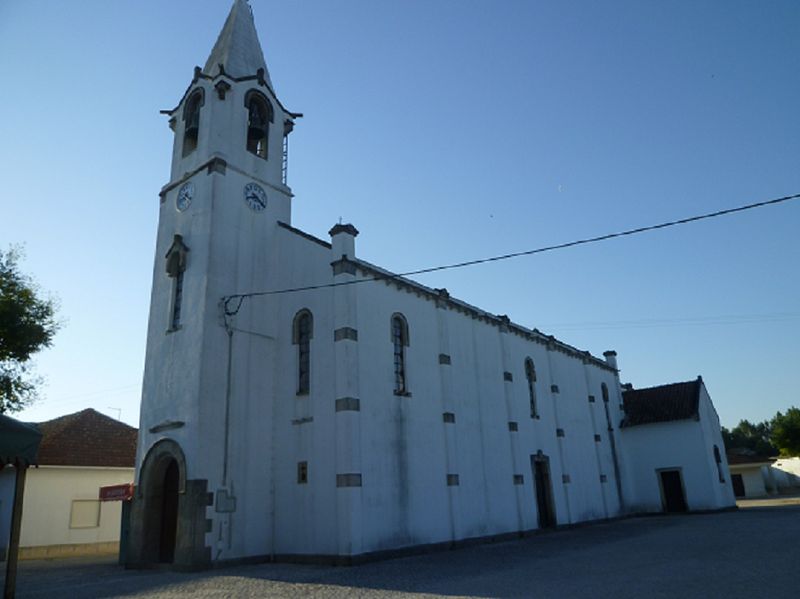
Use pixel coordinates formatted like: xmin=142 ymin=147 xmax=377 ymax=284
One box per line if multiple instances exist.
xmin=658 ymin=468 xmax=688 ymax=513
xmin=531 ymin=452 xmax=556 ymax=529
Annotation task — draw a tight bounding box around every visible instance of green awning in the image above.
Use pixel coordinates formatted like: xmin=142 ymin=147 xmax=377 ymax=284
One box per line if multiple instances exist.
xmin=0 ymin=414 xmax=42 ymax=467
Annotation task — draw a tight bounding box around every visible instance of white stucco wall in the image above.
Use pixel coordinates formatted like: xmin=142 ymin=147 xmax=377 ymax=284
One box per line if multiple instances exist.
xmin=135 ymin=54 xmax=732 ymax=563
xmin=730 ymin=465 xmax=768 ymax=498
xmin=16 ymin=466 xmax=133 ymax=549
xmin=771 ymin=457 xmax=800 ymax=491
xmin=619 ymin=384 xmax=735 ymax=513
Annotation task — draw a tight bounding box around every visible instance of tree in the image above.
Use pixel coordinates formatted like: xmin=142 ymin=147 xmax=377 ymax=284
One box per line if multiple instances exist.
xmin=721 ymin=419 xmax=778 ymax=457
xmin=771 ymin=408 xmax=800 ymax=457
xmin=0 ymin=247 xmax=59 ymax=413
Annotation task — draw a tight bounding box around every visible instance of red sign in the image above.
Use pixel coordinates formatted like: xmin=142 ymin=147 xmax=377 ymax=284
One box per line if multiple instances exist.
xmin=99 ymin=483 xmax=134 ymax=501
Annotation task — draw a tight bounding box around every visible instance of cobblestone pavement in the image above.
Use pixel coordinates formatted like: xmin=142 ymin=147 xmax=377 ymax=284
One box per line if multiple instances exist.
xmin=4 ymin=505 xmax=799 ymax=598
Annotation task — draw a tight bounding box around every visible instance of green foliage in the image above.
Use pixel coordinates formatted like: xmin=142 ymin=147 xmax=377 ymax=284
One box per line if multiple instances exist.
xmin=721 ymin=419 xmax=778 ymax=457
xmin=0 ymin=247 xmax=59 ymax=413
xmin=771 ymin=408 xmax=800 ymax=457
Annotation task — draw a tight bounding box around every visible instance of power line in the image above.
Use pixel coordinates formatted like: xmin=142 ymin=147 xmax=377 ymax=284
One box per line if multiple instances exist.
xmin=223 ymin=192 xmax=800 ymax=312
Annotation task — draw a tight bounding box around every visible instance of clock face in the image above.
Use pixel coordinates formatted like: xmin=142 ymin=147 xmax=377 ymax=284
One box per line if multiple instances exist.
xmin=176 ymin=181 xmax=194 ymax=212
xmin=244 ymin=182 xmax=267 ymax=212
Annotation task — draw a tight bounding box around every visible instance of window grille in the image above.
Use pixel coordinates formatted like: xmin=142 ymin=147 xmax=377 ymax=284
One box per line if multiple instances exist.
xmin=392 ymin=314 xmax=408 ymax=394
xmin=525 ymin=358 xmax=538 ymax=418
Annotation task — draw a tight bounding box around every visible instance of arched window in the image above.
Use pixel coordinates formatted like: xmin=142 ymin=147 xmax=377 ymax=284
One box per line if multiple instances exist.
xmin=713 ymin=445 xmax=725 ymax=483
xmin=182 ymin=89 xmax=204 ymax=157
xmin=391 ymin=314 xmax=409 ymax=394
xmin=244 ymin=90 xmax=274 ymax=159
xmin=165 ymin=234 xmax=189 ymax=331
xmin=601 ymin=383 xmax=609 ymax=403
xmin=525 ymin=358 xmax=538 ymax=418
xmin=292 ymin=310 xmax=313 ymax=394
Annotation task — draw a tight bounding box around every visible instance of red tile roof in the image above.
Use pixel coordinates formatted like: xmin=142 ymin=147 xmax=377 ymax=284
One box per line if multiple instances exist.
xmin=36 ymin=408 xmax=138 ymax=467
xmin=621 ymin=379 xmax=701 ymax=428
xmin=726 ymin=452 xmax=773 ymax=466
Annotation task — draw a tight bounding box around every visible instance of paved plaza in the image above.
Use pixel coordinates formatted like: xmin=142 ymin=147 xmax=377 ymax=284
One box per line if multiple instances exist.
xmin=3 ymin=505 xmax=799 ymax=598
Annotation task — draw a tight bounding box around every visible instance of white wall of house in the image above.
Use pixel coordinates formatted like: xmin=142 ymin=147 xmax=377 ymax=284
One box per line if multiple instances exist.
xmin=619 ymin=397 xmax=735 ymax=513
xmin=16 ymin=466 xmax=133 ymax=556
xmin=730 ymin=465 xmax=768 ymax=498
xmin=771 ymin=457 xmax=800 ymax=491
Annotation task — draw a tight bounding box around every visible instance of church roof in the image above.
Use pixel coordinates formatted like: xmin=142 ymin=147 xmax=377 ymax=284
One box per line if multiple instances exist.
xmin=275 ymin=221 xmax=617 ymax=372
xmin=203 ymin=0 xmax=273 ymax=86
xmin=620 ymin=379 xmax=702 ymax=428
xmin=35 ymin=408 xmax=138 ymax=468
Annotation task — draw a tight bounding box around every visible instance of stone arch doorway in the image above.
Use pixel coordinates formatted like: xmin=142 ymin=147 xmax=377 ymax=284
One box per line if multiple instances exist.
xmin=128 ymin=439 xmax=187 ymax=566
xmin=159 ymin=459 xmax=180 ymax=562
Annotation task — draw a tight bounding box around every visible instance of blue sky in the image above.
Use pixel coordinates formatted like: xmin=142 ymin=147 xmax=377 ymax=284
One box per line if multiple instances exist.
xmin=1 ymin=0 xmax=798 ymax=428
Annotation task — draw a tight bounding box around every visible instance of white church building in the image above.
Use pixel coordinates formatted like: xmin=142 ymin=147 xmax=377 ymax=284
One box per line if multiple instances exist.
xmin=127 ymin=0 xmax=735 ymax=568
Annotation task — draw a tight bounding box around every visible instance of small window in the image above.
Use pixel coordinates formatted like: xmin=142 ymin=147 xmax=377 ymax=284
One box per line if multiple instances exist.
xmin=391 ymin=314 xmax=409 ymax=394
xmin=171 ymin=271 xmax=184 ymax=330
xmin=244 ymin=90 xmax=274 ymax=159
xmin=297 ymin=461 xmax=308 ymax=484
xmin=525 ymin=358 xmax=538 ymax=418
xmin=70 ymin=500 xmax=100 ymax=529
xmin=292 ymin=310 xmax=313 ymax=394
xmin=182 ymin=89 xmax=204 ymax=157
xmin=601 ymin=382 xmax=609 ymax=403
xmin=713 ymin=445 xmax=725 ymax=483
xmin=165 ymin=234 xmax=189 ymax=331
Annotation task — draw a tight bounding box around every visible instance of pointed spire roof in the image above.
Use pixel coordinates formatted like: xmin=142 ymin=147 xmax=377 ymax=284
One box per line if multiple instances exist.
xmin=203 ymin=0 xmax=273 ymax=87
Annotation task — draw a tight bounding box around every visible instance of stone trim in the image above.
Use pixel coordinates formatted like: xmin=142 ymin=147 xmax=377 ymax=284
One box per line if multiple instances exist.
xmin=329 ymin=223 xmax=360 ymax=237
xmin=344 ymin=258 xmax=616 ymax=372
xmin=161 ymin=68 xmax=301 ymax=121
xmin=214 ymin=80 xmax=231 ymax=99
xmin=335 ymin=397 xmax=360 ymax=412
xmin=336 ymin=473 xmax=362 ymax=488
xmin=446 ymin=474 xmax=460 ymax=486
xmin=277 ymin=221 xmax=332 ymax=249
xmin=334 ymin=327 xmax=358 ymax=342
xmin=508 ymin=422 xmax=519 ymax=432
xmin=331 ymin=257 xmax=357 ymax=276
xmin=206 ymin=156 xmax=227 ymax=175
xmin=443 ymin=412 xmax=456 ymax=423
xmin=438 ymin=353 xmax=451 ymax=365
xmin=149 ymin=420 xmax=185 ymax=434
xmin=503 ymin=371 xmax=513 ymax=382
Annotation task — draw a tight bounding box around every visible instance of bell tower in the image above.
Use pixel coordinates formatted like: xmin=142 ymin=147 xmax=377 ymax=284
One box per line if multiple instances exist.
xmin=164 ymin=0 xmax=299 ymax=224
xmin=129 ymin=0 xmax=300 ymax=568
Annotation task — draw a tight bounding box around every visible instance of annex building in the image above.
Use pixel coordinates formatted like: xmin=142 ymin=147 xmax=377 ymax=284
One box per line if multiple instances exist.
xmin=127 ymin=0 xmax=735 ymax=568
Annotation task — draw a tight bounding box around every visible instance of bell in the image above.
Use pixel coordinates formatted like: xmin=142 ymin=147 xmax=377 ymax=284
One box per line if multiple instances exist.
xmin=248 ymin=125 xmax=265 ymax=142
xmin=185 ymin=111 xmax=199 ymax=137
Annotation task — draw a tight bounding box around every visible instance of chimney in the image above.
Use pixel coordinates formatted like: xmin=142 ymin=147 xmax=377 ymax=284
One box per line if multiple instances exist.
xmin=603 ymin=350 xmax=618 ymax=371
xmin=329 ymin=223 xmax=359 ymax=260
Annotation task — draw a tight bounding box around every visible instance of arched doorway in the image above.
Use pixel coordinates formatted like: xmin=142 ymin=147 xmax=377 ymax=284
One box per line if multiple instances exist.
xmin=130 ymin=439 xmax=187 ymax=566
xmin=158 ymin=459 xmax=179 ymax=562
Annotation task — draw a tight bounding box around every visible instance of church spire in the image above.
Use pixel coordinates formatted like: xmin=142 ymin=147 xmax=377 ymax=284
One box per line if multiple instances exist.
xmin=203 ymin=0 xmax=273 ymax=87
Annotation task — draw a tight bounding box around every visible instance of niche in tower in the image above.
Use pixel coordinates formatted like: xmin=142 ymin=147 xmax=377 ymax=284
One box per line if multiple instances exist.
xmin=244 ymin=90 xmax=274 ymax=159
xmin=182 ymin=89 xmax=204 ymax=157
